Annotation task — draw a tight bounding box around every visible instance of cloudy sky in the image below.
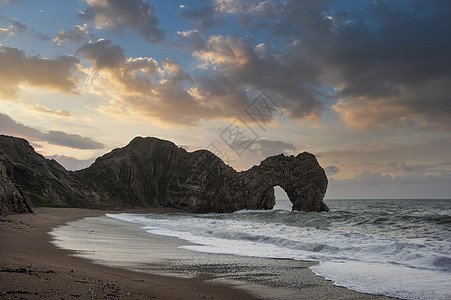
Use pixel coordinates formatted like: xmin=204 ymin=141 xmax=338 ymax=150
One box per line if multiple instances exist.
xmin=0 ymin=0 xmax=450 ymax=199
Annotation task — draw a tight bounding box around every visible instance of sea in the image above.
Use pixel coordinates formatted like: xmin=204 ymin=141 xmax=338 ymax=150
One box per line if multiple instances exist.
xmin=106 ymin=199 xmax=451 ymax=300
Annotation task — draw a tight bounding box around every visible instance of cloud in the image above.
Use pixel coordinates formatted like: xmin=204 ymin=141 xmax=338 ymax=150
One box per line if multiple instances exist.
xmin=0 ymin=19 xmax=48 ymax=40
xmin=77 ymin=38 xmax=126 ymax=70
xmin=45 ymin=131 xmax=104 ymax=150
xmin=76 ymin=36 xmax=320 ymax=127
xmin=53 ymin=25 xmax=90 ymax=46
xmin=175 ymin=29 xmax=205 ymax=50
xmin=79 ymin=0 xmax=165 ymax=43
xmin=317 ymin=0 xmax=451 ymax=131
xmin=332 ymin=79 xmax=451 ymax=131
xmin=194 ymin=35 xmax=325 ymax=122
xmin=318 ymin=137 xmax=451 ymax=167
xmin=180 ymin=5 xmax=217 ymax=33
xmin=248 ymin=139 xmax=296 ymax=157
xmin=27 ymin=104 xmax=73 ymax=118
xmin=76 ymin=1 xmax=451 ymax=130
xmin=325 ymin=165 xmax=340 ymax=176
xmin=0 ymin=113 xmax=104 ymax=149
xmin=388 ymin=161 xmax=451 ymax=174
xmin=327 ymin=171 xmax=451 ymax=199
xmin=0 ymin=46 xmax=79 ymax=100
xmin=77 ymin=39 xmax=251 ymax=126
xmin=215 ymin=0 xmax=257 ymax=14
xmin=184 ymin=0 xmax=451 ymax=131
xmin=315 ymin=136 xmax=451 ymax=181
xmin=0 ymin=20 xmax=26 ymax=37
xmin=349 ymin=171 xmax=394 ymax=186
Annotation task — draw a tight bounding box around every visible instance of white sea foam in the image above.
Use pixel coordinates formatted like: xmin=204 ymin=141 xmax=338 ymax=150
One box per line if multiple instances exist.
xmin=106 ymin=199 xmax=451 ymax=300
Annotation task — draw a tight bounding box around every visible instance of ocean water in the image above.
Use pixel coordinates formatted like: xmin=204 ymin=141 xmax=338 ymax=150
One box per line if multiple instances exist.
xmin=107 ymin=199 xmax=451 ymax=300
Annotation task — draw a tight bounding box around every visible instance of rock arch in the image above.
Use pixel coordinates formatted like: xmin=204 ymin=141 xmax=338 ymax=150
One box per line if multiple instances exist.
xmin=0 ymin=136 xmax=328 ymax=213
xmin=78 ymin=137 xmax=329 ymax=213
xmin=234 ymin=153 xmax=329 ymax=212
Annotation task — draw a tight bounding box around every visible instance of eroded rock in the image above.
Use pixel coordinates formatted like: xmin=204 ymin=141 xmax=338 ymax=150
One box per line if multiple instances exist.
xmin=0 ymin=135 xmax=328 ymax=213
xmin=80 ymin=137 xmax=328 ymax=212
xmin=0 ymin=135 xmax=107 ymax=212
xmin=0 ymin=162 xmax=32 ymax=214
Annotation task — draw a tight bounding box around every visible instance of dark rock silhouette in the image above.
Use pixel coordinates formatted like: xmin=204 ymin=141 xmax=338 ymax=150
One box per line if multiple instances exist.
xmin=0 ymin=161 xmax=33 ymax=214
xmin=0 ymin=135 xmax=108 ymax=213
xmin=0 ymin=135 xmax=328 ymax=213
xmin=235 ymin=153 xmax=329 ymax=212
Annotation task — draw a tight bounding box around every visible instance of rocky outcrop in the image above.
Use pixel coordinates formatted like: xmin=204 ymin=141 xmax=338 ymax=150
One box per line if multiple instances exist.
xmin=77 ymin=137 xmax=237 ymax=210
xmin=0 ymin=162 xmax=33 ymax=214
xmin=79 ymin=137 xmax=328 ymax=212
xmin=233 ymin=153 xmax=329 ymax=212
xmin=0 ymin=135 xmax=328 ymax=213
xmin=0 ymin=135 xmax=108 ymax=212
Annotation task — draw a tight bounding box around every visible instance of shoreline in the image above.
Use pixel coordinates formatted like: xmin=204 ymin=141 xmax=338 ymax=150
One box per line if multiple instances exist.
xmin=1 ymin=208 xmax=257 ymax=299
xmin=1 ymin=208 xmax=394 ymax=299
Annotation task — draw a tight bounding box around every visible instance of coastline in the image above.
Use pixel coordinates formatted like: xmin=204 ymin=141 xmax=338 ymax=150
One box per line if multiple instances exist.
xmin=1 ymin=208 xmax=394 ymax=299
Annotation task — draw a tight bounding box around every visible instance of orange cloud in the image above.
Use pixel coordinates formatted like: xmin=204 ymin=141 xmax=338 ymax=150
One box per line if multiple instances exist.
xmin=0 ymin=46 xmax=79 ymax=100
xmin=26 ymin=104 xmax=73 ymax=118
xmin=77 ymin=39 xmax=249 ymax=126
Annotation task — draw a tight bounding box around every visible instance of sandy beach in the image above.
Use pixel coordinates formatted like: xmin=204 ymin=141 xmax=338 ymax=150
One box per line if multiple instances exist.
xmin=1 ymin=208 xmax=394 ymax=299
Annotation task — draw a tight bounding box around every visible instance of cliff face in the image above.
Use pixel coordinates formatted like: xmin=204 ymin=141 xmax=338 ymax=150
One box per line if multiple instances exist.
xmin=234 ymin=153 xmax=329 ymax=212
xmin=78 ymin=137 xmax=328 ymax=212
xmin=0 ymin=161 xmax=32 ymax=214
xmin=0 ymin=135 xmax=108 ymax=213
xmin=0 ymin=135 xmax=328 ymax=213
xmin=77 ymin=137 xmax=238 ymax=211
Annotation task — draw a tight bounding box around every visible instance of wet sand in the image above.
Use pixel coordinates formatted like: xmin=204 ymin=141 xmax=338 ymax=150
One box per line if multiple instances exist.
xmin=1 ymin=208 xmax=394 ymax=299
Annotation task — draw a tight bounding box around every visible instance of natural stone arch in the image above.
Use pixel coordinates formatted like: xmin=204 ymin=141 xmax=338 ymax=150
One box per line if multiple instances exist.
xmin=235 ymin=153 xmax=329 ymax=212
xmin=77 ymin=137 xmax=328 ymax=213
xmin=0 ymin=136 xmax=328 ymax=213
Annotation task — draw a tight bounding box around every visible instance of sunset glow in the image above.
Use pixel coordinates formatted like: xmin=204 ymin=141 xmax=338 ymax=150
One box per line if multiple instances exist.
xmin=1 ymin=0 xmax=450 ymax=198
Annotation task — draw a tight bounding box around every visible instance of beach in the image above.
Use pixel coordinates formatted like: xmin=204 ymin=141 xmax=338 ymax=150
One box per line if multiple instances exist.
xmin=0 ymin=208 xmax=394 ymax=299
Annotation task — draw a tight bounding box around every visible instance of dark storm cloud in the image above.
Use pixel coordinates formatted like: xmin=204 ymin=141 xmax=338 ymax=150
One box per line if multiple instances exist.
xmin=186 ymin=0 xmax=451 ymax=130
xmin=0 ymin=113 xmax=104 ymax=150
xmin=79 ymin=0 xmax=165 ymax=43
xmin=327 ymin=1 xmax=451 ymax=130
xmin=74 ymin=1 xmax=450 ymax=130
xmin=194 ymin=34 xmax=325 ymax=122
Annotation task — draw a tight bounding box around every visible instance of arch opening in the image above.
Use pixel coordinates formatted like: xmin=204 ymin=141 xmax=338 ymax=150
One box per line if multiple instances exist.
xmin=272 ymin=186 xmax=292 ymax=211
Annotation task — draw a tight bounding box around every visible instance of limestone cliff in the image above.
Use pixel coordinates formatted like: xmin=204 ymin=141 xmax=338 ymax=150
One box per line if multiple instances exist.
xmin=0 ymin=161 xmax=33 ymax=214
xmin=0 ymin=135 xmax=107 ymax=213
xmin=0 ymin=135 xmax=328 ymax=213
xmin=79 ymin=137 xmax=328 ymax=212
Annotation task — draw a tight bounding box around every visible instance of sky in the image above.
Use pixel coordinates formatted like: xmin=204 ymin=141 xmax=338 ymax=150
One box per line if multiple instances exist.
xmin=0 ymin=0 xmax=450 ymax=199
